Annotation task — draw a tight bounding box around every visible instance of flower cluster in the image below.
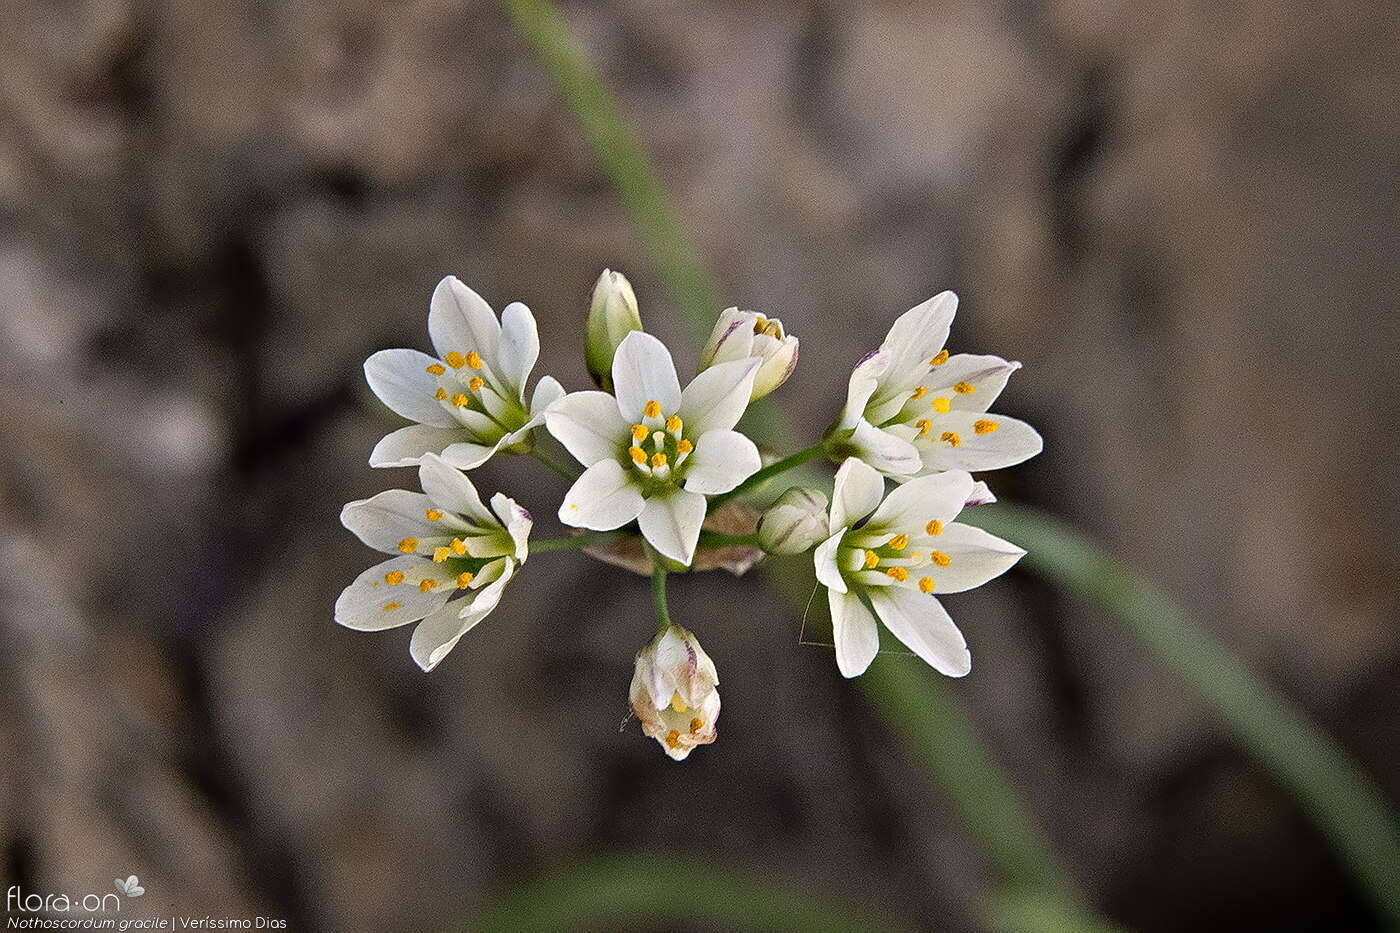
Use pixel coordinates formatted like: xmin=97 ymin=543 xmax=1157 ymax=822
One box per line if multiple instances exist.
xmin=336 ymin=271 xmax=1040 ymax=760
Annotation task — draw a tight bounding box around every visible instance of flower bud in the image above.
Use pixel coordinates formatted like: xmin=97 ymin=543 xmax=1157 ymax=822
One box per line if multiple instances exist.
xmin=628 ymin=624 xmax=720 ymax=761
xmin=698 ymin=308 xmax=798 ymax=401
xmin=757 ymin=486 xmax=829 ymax=555
xmin=585 ymin=269 xmax=643 ymax=390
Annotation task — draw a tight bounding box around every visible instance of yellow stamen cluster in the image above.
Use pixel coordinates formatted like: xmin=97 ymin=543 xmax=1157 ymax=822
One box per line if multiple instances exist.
xmin=433 ymin=546 xmax=451 ymax=563
xmin=670 ymin=693 xmax=688 ymax=713
xmin=467 ymin=376 xmax=485 ymax=392
xmin=911 ymin=386 xmax=928 ymax=400
xmin=665 ymin=415 xmax=683 ymax=433
xmin=444 ymin=352 xmax=467 ymax=369
xmin=456 ymin=572 xmax=474 ymax=589
xmin=665 ymin=730 xmax=682 ymax=749
xmin=974 ymin=419 xmax=999 ymax=434
xmin=643 ymin=400 xmax=663 ymax=418
xmin=451 ymin=538 xmax=467 ymax=555
xmin=933 ymin=397 xmax=951 ymax=414
xmin=384 ymin=570 xmax=405 ymax=586
xmin=631 ymin=424 xmax=649 ymax=443
xmin=886 ymin=567 xmax=909 ymax=582
xmin=651 ymin=452 xmax=668 ymax=468
xmin=677 ymin=438 xmax=693 ymax=454
xmin=916 ymin=418 xmax=932 ymax=436
xmin=425 ymin=509 xmax=443 ymax=521
xmin=931 ymin=349 xmax=950 ymax=365
xmin=397 ymin=537 xmax=418 ymax=553
xmin=434 ymin=388 xmax=447 ymax=400
xmin=451 ymin=393 xmax=469 ymax=407
xmin=383 ymin=601 xmax=401 ymax=611
xmin=864 ymin=550 xmax=880 ymax=569
xmin=926 ymin=519 xmax=944 ymax=536
xmin=953 ymin=381 xmax=975 ymax=394
xmin=940 ymin=431 xmax=962 ymax=447
xmin=888 ymin=533 xmax=909 ymax=550
xmin=918 ymin=577 xmax=936 ymax=594
xmin=629 ymin=446 xmax=647 ymax=464
xmin=425 ymin=363 xmax=446 ymax=376
xmin=418 ymin=579 xmax=436 ymax=593
xmin=931 ymin=551 xmax=952 ymax=567
xmin=464 ymin=351 xmax=483 ymax=369
xmin=689 ymin=717 xmax=705 ymax=732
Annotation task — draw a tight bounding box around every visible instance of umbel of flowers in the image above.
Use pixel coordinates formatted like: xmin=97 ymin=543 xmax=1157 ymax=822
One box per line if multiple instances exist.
xmin=337 ymin=270 xmax=1042 ymax=761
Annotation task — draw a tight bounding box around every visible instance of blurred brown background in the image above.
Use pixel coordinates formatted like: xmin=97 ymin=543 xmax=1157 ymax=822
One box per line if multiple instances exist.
xmin=2 ymin=0 xmax=1397 ymax=930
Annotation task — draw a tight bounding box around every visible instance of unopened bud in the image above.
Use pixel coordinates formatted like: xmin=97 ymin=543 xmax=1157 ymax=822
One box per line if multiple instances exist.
xmin=585 ymin=269 xmax=643 ymax=390
xmin=628 ymin=624 xmax=720 ymax=761
xmin=698 ymin=308 xmax=798 ymax=401
xmin=757 ymin=486 xmax=829 ymax=555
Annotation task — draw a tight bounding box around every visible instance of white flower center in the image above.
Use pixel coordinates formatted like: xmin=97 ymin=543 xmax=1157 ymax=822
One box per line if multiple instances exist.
xmin=839 ymin=519 xmax=952 ymax=596
xmin=623 ymin=400 xmax=694 ymax=484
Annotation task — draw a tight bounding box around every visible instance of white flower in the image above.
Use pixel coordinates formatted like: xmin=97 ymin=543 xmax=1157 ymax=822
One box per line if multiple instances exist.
xmin=545 ymin=331 xmax=763 ymax=566
xmin=757 ymin=486 xmax=829 ymax=555
xmin=335 ymin=453 xmax=532 ymax=671
xmin=829 ymin=291 xmax=1041 ymax=477
xmin=814 ymin=458 xmax=1026 ymax=678
xmin=585 ymin=269 xmax=643 ymax=391
xmin=363 ymin=275 xmax=565 ymax=470
xmin=628 ymin=624 xmax=720 ymax=761
xmin=699 ymin=307 xmax=799 ymax=401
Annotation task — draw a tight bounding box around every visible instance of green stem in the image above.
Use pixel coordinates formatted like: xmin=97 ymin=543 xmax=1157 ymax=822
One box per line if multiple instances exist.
xmin=530 ymin=446 xmax=581 ymax=480
xmin=708 ymin=443 xmax=825 ymax=510
xmin=530 ymin=532 xmax=616 ymax=553
xmin=648 ymin=544 xmax=673 ymax=635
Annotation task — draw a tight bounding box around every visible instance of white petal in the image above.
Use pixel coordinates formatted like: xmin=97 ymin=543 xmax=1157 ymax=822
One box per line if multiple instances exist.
xmin=340 ymin=489 xmax=436 ymax=553
xmin=428 ymin=276 xmax=501 ymax=365
xmin=612 ymin=331 xmax=682 ymax=422
xmin=814 ymin=529 xmax=848 ymax=594
xmin=489 ymin=492 xmax=534 ymax=561
xmin=830 ymin=457 xmax=885 ymax=533
xmin=638 ymin=486 xmax=707 ymax=565
xmin=924 ymin=354 xmax=1020 ymax=413
xmin=868 ymin=470 xmax=974 ymax=532
xmin=368 ymin=424 xmax=463 ymax=468
xmin=363 ymin=349 xmax=456 ymax=427
xmin=849 ymin=420 xmax=921 ymax=475
xmin=838 ymin=349 xmax=889 ymax=429
xmin=437 ymin=438 xmax=508 ymax=471
xmin=529 ymin=375 xmax=566 ymax=416
xmin=830 ymin=590 xmax=880 ymax=678
xmin=965 ymin=481 xmax=997 ymax=506
xmin=682 ymin=429 xmax=761 ymax=495
xmin=335 ymin=556 xmax=452 ymax=631
xmin=881 ymin=291 xmax=957 ymax=386
xmin=678 ymin=358 xmax=759 ymax=436
xmin=544 ymin=390 xmax=628 ymax=467
xmin=922 ymin=523 xmax=1025 ymax=593
xmin=917 ymin=412 xmax=1043 ymax=473
xmin=868 ymin=586 xmax=970 ymax=677
xmin=409 ymin=560 xmax=515 ymax=671
xmin=558 ymin=460 xmax=646 ymax=530
xmin=497 ymin=301 xmax=539 ymax=399
xmin=417 ymin=453 xmax=497 ymax=526
xmin=699 ymin=307 xmax=755 ymax=368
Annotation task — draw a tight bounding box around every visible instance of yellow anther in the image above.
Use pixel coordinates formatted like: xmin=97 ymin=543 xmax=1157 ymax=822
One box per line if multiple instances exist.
xmin=467 ymin=376 xmax=485 ymax=392
xmin=631 ymin=424 xmax=649 ymax=443
xmin=954 ymin=381 xmax=975 ymax=394
xmin=933 ymin=397 xmax=951 ymax=414
xmin=418 ymin=579 xmax=436 ymax=593
xmin=451 ymin=393 xmax=469 ymax=407
xmin=433 ymin=546 xmax=451 ymax=563
xmin=677 ymin=438 xmax=693 ymax=454
xmin=916 ymin=418 xmax=932 ymax=436
xmin=911 ymin=386 xmax=928 ymax=400
xmin=444 ymin=352 xmax=467 ymax=369
xmin=434 ymin=388 xmax=448 ymax=400
xmin=665 ymin=415 xmax=682 ymax=433
xmin=456 ymin=571 xmax=474 ymax=589
xmin=629 ymin=446 xmax=648 ymax=464
xmin=383 ymin=601 xmax=402 ymax=611
xmin=918 ymin=577 xmax=936 ymax=594
xmin=689 ymin=717 xmax=704 ymax=733
xmin=889 ymin=534 xmax=909 ymax=550
xmin=670 ymin=692 xmax=688 ymax=713
xmin=753 ymin=315 xmax=768 ymax=331
xmin=397 ymin=537 xmax=418 ymax=553
xmin=425 ymin=508 xmax=443 ymax=521
xmin=931 ymin=551 xmax=952 ymax=567
xmin=464 ymin=351 xmax=483 ymax=369
xmin=925 ymin=519 xmax=944 ymax=536
xmin=940 ymin=431 xmax=962 ymax=447
xmin=887 ymin=566 xmax=910 ymax=582
xmin=384 ymin=571 xmax=405 ymax=586
xmin=930 ymin=349 xmax=949 ymax=365
xmin=864 ymin=550 xmax=880 ymax=569
xmin=450 ymin=538 xmax=467 ymax=555
xmin=425 ymin=363 xmax=446 ymax=376
xmin=643 ymin=400 xmax=662 ymax=418
xmin=762 ymin=321 xmax=782 ymax=338
xmin=651 ymin=452 xmax=668 ymax=468
xmin=974 ymin=419 xmax=999 ymax=434
xmin=665 ymin=730 xmax=682 ymax=749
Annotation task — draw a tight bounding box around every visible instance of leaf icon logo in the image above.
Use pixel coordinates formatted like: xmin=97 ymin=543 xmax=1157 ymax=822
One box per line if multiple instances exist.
xmin=114 ymin=875 xmax=145 ymax=897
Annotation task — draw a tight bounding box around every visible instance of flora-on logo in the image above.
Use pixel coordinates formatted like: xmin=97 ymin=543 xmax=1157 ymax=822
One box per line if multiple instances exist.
xmin=114 ymin=875 xmax=145 ymax=898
